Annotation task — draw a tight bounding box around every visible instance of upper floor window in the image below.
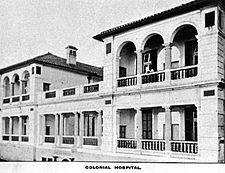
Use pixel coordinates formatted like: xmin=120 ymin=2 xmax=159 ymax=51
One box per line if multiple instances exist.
xmin=36 ymin=66 xmax=41 ymax=75
xmin=106 ymin=43 xmax=112 ymax=54
xmin=43 ymin=83 xmax=51 ymax=91
xmin=219 ymin=10 xmax=224 ymax=29
xmin=143 ymin=49 xmax=157 ymax=73
xmin=205 ymin=11 xmax=215 ymax=27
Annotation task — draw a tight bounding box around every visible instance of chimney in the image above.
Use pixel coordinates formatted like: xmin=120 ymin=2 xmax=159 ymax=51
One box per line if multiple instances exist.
xmin=66 ymin=45 xmax=78 ymax=65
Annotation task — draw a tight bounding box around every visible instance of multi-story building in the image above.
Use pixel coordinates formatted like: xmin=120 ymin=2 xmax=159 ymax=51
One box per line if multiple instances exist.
xmin=0 ymin=0 xmax=225 ymax=162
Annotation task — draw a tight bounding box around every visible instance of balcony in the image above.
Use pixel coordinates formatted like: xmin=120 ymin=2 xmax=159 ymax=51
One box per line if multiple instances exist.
xmin=83 ymin=136 xmax=98 ymax=146
xmin=62 ymin=136 xmax=75 ymax=145
xmin=117 ymin=139 xmax=137 ymax=149
xmin=117 ymin=138 xmax=198 ymax=155
xmin=2 ymin=94 xmax=30 ymax=105
xmin=171 ymin=65 xmax=198 ymax=80
xmin=38 ymin=82 xmax=102 ymax=103
xmin=117 ymin=76 xmax=137 ymax=87
xmin=142 ymin=71 xmax=165 ymax=84
xmin=170 ymin=140 xmax=198 ymax=154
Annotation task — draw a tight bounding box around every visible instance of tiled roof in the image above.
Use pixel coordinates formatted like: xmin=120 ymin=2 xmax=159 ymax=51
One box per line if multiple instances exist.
xmin=93 ymin=0 xmax=224 ymax=41
xmin=0 ymin=53 xmax=103 ymax=77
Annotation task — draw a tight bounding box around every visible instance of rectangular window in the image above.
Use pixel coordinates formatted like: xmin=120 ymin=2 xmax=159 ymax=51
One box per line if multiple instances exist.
xmin=119 ymin=125 xmax=126 ymax=138
xmin=22 ymin=116 xmax=28 ymax=135
xmin=3 ymin=118 xmax=9 ymax=134
xmin=32 ymin=67 xmax=35 ymax=74
xmin=205 ymin=11 xmax=215 ymax=27
xmin=106 ymin=43 xmax=112 ymax=54
xmin=84 ymin=113 xmax=96 ymax=136
xmin=36 ymin=66 xmax=41 ymax=75
xmin=46 ymin=126 xmax=50 ymax=135
xmin=43 ymin=83 xmax=51 ymax=91
xmin=142 ymin=110 xmax=152 ymax=139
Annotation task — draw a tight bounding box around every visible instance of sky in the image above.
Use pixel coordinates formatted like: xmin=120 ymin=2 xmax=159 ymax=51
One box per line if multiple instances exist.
xmin=0 ymin=0 xmax=192 ymax=68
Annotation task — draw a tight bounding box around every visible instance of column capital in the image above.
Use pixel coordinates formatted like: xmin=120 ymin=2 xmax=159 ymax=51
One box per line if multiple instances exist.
xmin=116 ymin=56 xmax=121 ymax=60
xmin=162 ymin=43 xmax=174 ymax=48
xmin=134 ymin=107 xmax=142 ymax=112
xmin=163 ymin=106 xmax=171 ymax=111
xmin=116 ymin=109 xmax=121 ymax=114
xmin=134 ymin=49 xmax=143 ymax=54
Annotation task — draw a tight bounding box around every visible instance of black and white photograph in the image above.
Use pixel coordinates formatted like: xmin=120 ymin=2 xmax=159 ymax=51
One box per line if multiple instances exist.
xmin=0 ymin=0 xmax=225 ymax=172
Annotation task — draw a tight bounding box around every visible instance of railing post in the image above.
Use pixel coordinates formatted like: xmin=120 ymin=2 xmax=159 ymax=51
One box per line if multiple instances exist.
xmin=164 ymin=106 xmax=172 ymax=152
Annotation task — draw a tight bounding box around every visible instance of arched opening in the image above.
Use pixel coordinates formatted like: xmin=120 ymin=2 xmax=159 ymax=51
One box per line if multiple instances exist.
xmin=119 ymin=42 xmax=137 ymax=78
xmin=12 ymin=74 xmax=20 ymax=96
xmin=172 ymin=25 xmax=198 ymax=67
xmin=3 ymin=77 xmax=10 ymax=97
xmin=142 ymin=34 xmax=164 ymax=73
xmin=62 ymin=159 xmax=69 ymax=162
xmin=22 ymin=71 xmax=30 ymax=94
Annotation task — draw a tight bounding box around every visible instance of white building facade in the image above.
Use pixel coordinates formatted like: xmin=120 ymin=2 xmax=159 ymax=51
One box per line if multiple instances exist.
xmin=0 ymin=0 xmax=225 ymax=162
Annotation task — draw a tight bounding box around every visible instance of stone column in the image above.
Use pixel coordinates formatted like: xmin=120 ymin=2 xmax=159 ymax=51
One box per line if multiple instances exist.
xmin=18 ymin=116 xmax=22 ymax=143
xmin=135 ymin=50 xmax=143 ymax=86
xmin=163 ymin=43 xmax=172 ymax=81
xmin=54 ymin=114 xmax=58 ymax=146
xmin=135 ymin=108 xmax=142 ymax=150
xmin=116 ymin=110 xmax=121 ymax=139
xmin=39 ymin=115 xmax=44 ymax=144
xmin=153 ymin=109 xmax=159 ymax=139
xmin=59 ymin=113 xmax=63 ymax=146
xmin=9 ymin=117 xmax=12 ymax=142
xmin=74 ymin=112 xmax=79 ymax=147
xmin=11 ymin=82 xmax=14 ymax=96
xmin=97 ymin=111 xmax=102 ymax=148
xmin=164 ymin=106 xmax=172 ymax=151
xmin=78 ymin=112 xmax=84 ymax=148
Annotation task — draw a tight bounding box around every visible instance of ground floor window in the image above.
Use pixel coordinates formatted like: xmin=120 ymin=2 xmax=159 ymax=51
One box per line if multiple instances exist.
xmin=2 ymin=117 xmax=9 ymax=134
xmin=22 ymin=116 xmax=29 ymax=135
xmin=119 ymin=125 xmax=126 ymax=138
xmin=84 ymin=113 xmax=96 ymax=136
xmin=142 ymin=110 xmax=152 ymax=139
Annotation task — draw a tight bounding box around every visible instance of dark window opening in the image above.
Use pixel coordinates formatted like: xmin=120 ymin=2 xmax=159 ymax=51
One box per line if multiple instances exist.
xmin=142 ymin=110 xmax=152 ymax=139
xmin=119 ymin=66 xmax=127 ymax=78
xmin=46 ymin=126 xmax=50 ymax=135
xmin=84 ymin=114 xmax=96 ymax=137
xmin=106 ymin=43 xmax=112 ymax=54
xmin=43 ymin=83 xmax=50 ymax=91
xmin=185 ymin=40 xmax=198 ymax=66
xmin=185 ymin=107 xmax=197 ymax=141
xmin=205 ymin=11 xmax=215 ymax=27
xmin=36 ymin=66 xmax=41 ymax=75
xmin=143 ymin=49 xmax=157 ymax=73
xmin=219 ymin=11 xmax=224 ymax=29
xmin=32 ymin=67 xmax=35 ymax=74
xmin=119 ymin=125 xmax=126 ymax=138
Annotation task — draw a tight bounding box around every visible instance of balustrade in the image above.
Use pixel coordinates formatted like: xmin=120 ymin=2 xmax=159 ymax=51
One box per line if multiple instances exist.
xmin=141 ymin=139 xmax=165 ymax=151
xmin=117 ymin=139 xmax=137 ymax=149
xmin=142 ymin=72 xmax=165 ymax=84
xmin=117 ymin=76 xmax=137 ymax=87
xmin=170 ymin=141 xmax=198 ymax=154
xmin=171 ymin=66 xmax=198 ymax=80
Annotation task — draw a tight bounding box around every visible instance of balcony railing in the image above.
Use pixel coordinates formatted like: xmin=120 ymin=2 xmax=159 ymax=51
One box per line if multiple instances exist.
xmin=22 ymin=94 xmax=30 ymax=101
xmin=2 ymin=135 xmax=9 ymax=141
xmin=84 ymin=84 xmax=99 ymax=93
xmin=44 ymin=135 xmax=55 ymax=143
xmin=141 ymin=139 xmax=165 ymax=151
xmin=3 ymin=97 xmax=10 ymax=104
xmin=21 ymin=135 xmax=29 ymax=142
xmin=142 ymin=71 xmax=165 ymax=84
xmin=83 ymin=136 xmax=98 ymax=146
xmin=170 ymin=140 xmax=198 ymax=154
xmin=62 ymin=136 xmax=75 ymax=144
xmin=118 ymin=76 xmax=137 ymax=87
xmin=171 ymin=65 xmax=198 ymax=80
xmin=12 ymin=96 xmax=20 ymax=102
xmin=11 ymin=135 xmax=19 ymax=141
xmin=117 ymin=139 xmax=137 ymax=149
xmin=45 ymin=91 xmax=56 ymax=99
xmin=63 ymin=88 xmax=76 ymax=96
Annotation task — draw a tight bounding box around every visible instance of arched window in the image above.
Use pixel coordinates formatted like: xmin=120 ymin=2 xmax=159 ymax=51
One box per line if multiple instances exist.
xmin=12 ymin=74 xmax=20 ymax=96
xmin=22 ymin=71 xmax=30 ymax=94
xmin=3 ymin=77 xmax=10 ymax=97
